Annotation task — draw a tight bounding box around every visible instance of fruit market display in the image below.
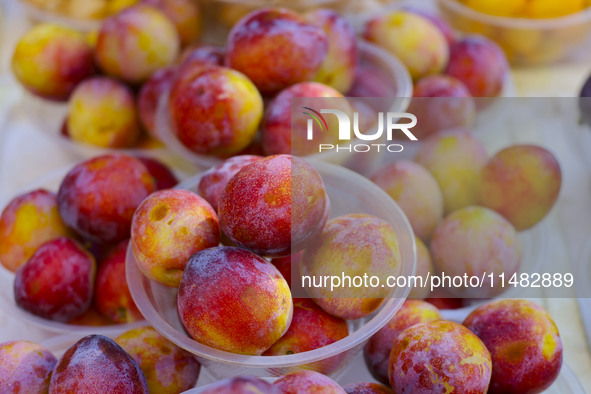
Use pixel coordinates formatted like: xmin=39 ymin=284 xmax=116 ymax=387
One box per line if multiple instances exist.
xmin=0 ymin=1 xmax=575 ymax=393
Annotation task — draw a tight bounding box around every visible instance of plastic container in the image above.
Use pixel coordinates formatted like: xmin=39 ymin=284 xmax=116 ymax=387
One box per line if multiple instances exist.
xmin=154 ymin=40 xmax=412 ymax=172
xmin=126 ymin=159 xmax=417 ymax=379
xmin=440 ymin=220 xmax=549 ymax=323
xmin=0 ymin=163 xmax=187 ymax=336
xmin=437 ymin=0 xmax=591 ymax=66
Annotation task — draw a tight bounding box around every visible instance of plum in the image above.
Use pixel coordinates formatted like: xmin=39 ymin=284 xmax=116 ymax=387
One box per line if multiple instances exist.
xmin=476 ymin=145 xmax=562 ymax=231
xmin=408 ymin=75 xmax=476 ymax=139
xmin=343 ymin=382 xmax=393 ymax=394
xmin=274 ymin=370 xmax=345 ymax=393
xmin=137 ymin=67 xmax=177 ymax=139
xmin=95 ymin=4 xmax=180 ymax=84
xmin=68 ymin=77 xmax=141 ymax=148
xmin=201 ymin=376 xmax=275 ymax=394
xmin=141 ymin=0 xmax=201 ymax=47
xmin=306 ymin=9 xmax=358 ymax=94
xmin=136 ymin=157 xmax=179 ymax=190
xmin=57 ymin=154 xmax=156 ymax=243
xmin=131 ymin=189 xmax=220 ymax=287
xmin=261 ymin=82 xmax=352 ymax=156
xmin=14 ymin=237 xmax=95 ymax=322
xmin=446 ymin=36 xmax=508 ymax=99
xmin=0 ymin=189 xmax=71 ymax=273
xmin=414 ymin=129 xmax=488 ymax=214
xmin=431 ymin=206 xmax=521 ymax=298
xmin=263 ymin=298 xmax=349 ymax=357
xmin=115 ymin=326 xmax=200 ymax=394
xmin=219 ymin=155 xmax=329 ymax=257
xmin=94 ymin=240 xmax=143 ymax=323
xmin=225 ymin=8 xmax=328 ymax=94
xmin=363 ymin=300 xmax=441 ymax=385
xmin=463 ymin=299 xmax=563 ymax=393
xmin=49 ymin=335 xmax=148 ymax=393
xmin=0 ymin=340 xmax=57 ymax=393
xmin=370 ymin=160 xmax=444 ymax=241
xmin=177 ymin=247 xmax=292 ymax=355
xmin=389 ymin=320 xmax=492 ymax=392
xmin=364 ymin=11 xmax=448 ymax=80
xmin=197 ymin=155 xmax=262 ymax=212
xmin=11 ymin=24 xmax=95 ymax=101
xmin=168 ymin=64 xmax=263 ymax=157
xmin=302 ymin=214 xmax=401 ymax=320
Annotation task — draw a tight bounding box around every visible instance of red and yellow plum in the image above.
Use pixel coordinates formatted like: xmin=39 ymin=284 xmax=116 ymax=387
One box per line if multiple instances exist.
xmin=446 ymin=36 xmax=508 ymax=99
xmin=168 ymin=65 xmax=263 ymax=157
xmin=115 ymin=326 xmax=200 ymax=394
xmin=95 ymin=4 xmax=180 ymax=84
xmin=57 ymin=154 xmax=156 ymax=243
xmin=263 ymin=298 xmax=349 ymax=357
xmin=131 ymin=189 xmax=220 ymax=287
xmin=177 ymin=247 xmax=292 ymax=355
xmin=0 ymin=341 xmax=57 ymax=393
xmin=49 ymin=335 xmax=148 ymax=393
xmin=370 ymin=160 xmax=444 ymax=241
xmin=414 ymin=129 xmax=488 ymax=214
xmin=14 ymin=237 xmax=95 ymax=322
xmin=389 ymin=320 xmax=492 ymax=393
xmin=463 ymin=299 xmax=563 ymax=394
xmin=68 ymin=77 xmax=141 ymax=148
xmin=226 ymin=8 xmax=328 ymax=94
xmin=11 ymin=24 xmax=95 ymax=101
xmin=364 ymin=11 xmax=448 ymax=80
xmin=364 ymin=300 xmax=441 ymax=384
xmin=0 ymin=189 xmax=71 ymax=273
xmin=477 ymin=145 xmax=562 ymax=231
xmin=302 ymin=214 xmax=401 ymax=320
xmin=262 ymin=82 xmax=352 ymax=156
xmin=219 ymin=155 xmax=329 ymax=257
xmin=431 ymin=206 xmax=521 ymax=298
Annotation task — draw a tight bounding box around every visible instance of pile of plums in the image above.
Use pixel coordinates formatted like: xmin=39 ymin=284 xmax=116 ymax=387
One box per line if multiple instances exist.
xmin=370 ymin=130 xmax=562 ymax=303
xmin=0 ymin=154 xmax=178 ymax=325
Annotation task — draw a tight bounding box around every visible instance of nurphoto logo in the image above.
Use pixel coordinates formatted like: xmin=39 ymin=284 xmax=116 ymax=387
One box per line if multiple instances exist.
xmin=303 ymin=107 xmax=418 ymax=153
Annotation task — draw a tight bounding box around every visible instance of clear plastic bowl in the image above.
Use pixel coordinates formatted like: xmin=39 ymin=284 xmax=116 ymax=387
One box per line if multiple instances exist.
xmin=0 ymin=165 xmax=185 ymax=336
xmin=183 ymin=362 xmax=584 ymax=393
xmin=154 ymin=40 xmax=412 ymax=171
xmin=126 ymin=159 xmax=417 ymax=379
xmin=437 ymin=0 xmax=591 ymax=66
xmin=440 ymin=220 xmax=548 ymax=323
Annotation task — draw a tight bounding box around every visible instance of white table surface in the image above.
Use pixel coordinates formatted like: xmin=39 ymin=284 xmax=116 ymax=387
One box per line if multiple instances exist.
xmin=1 ymin=0 xmax=591 ymax=390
